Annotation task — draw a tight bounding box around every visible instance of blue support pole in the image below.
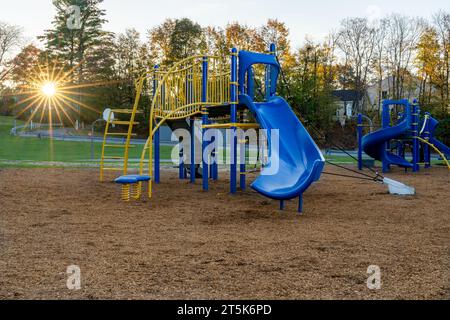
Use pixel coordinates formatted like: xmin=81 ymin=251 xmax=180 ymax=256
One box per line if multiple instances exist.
xmin=279 ymin=200 xmax=285 ymax=211
xmin=230 ymin=48 xmax=238 ymax=194
xmin=153 ymin=65 xmax=160 ymax=183
xmin=190 ymin=118 xmax=196 ymax=184
xmin=357 ymin=113 xmax=363 ymax=171
xmin=179 ymin=140 xmax=185 ymax=180
xmin=154 ymin=126 xmax=160 ymax=183
xmin=381 ymin=102 xmax=391 ymax=173
xmin=239 ymin=114 xmax=246 ymax=190
xmin=412 ymin=101 xmax=420 ymax=172
xmin=424 ymin=112 xmax=431 ymax=168
xmin=209 ymin=146 xmax=214 ymax=179
xmin=213 ymin=129 xmax=219 ymax=180
xmin=269 ymin=43 xmax=277 ymax=98
xmin=298 ymin=194 xmax=303 ymax=214
xmin=202 ymin=57 xmax=209 ymax=191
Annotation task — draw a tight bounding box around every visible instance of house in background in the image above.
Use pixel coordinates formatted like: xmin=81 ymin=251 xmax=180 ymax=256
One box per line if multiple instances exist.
xmin=331 ymin=90 xmax=365 ymax=125
xmin=366 ymin=76 xmax=435 ymax=111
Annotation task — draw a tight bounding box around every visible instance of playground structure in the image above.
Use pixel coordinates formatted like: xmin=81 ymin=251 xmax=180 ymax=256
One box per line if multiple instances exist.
xmin=357 ymin=99 xmax=450 ymax=172
xmin=100 ymin=44 xmax=325 ymax=212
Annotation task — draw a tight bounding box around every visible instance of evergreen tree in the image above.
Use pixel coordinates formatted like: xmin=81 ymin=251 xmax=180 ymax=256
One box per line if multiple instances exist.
xmin=40 ymin=0 xmax=110 ymax=80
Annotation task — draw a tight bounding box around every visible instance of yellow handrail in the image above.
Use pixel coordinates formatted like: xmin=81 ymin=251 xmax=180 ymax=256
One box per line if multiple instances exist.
xmin=416 ymin=137 xmax=450 ymax=170
xmin=139 ymin=54 xmax=232 ymax=198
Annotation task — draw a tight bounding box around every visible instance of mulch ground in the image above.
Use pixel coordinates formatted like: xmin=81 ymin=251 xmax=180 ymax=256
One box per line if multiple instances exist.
xmin=0 ymin=165 xmax=449 ymax=300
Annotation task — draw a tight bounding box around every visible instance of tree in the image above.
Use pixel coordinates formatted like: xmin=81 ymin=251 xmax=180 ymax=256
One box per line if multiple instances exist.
xmin=7 ymin=44 xmax=43 ymax=87
xmin=168 ymin=18 xmax=202 ymax=63
xmin=148 ymin=19 xmax=176 ymax=64
xmin=148 ymin=18 xmax=203 ymax=65
xmin=258 ymin=19 xmax=293 ymax=64
xmin=383 ymin=15 xmax=425 ymax=100
xmin=287 ymin=39 xmax=338 ymax=130
xmin=336 ymin=18 xmax=377 ymax=111
xmin=40 ymin=0 xmax=112 ymax=121
xmin=0 ymin=21 xmax=23 ymax=82
xmin=225 ymin=22 xmax=262 ymax=52
xmin=433 ymin=10 xmax=450 ymax=116
xmin=201 ymin=26 xmax=228 ymax=57
xmin=416 ymin=26 xmax=440 ymax=108
xmin=372 ymin=19 xmax=388 ymax=112
xmin=40 ymin=0 xmax=110 ymax=81
xmin=111 ymin=29 xmax=149 ymax=106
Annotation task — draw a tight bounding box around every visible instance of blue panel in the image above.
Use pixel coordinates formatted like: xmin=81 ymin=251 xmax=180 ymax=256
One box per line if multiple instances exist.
xmin=238 ymin=50 xmax=280 ymax=96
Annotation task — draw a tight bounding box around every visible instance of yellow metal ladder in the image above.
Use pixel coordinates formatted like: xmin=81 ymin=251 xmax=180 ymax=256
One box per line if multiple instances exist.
xmin=100 ymin=77 xmax=145 ymax=181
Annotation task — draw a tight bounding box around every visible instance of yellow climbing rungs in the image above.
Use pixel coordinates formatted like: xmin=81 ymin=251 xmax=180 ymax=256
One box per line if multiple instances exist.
xmin=111 ymin=109 xmax=143 ymax=114
xmin=102 ymin=167 xmax=124 ymax=171
xmin=112 ymin=121 xmax=139 ymax=125
xmin=103 ymin=156 xmax=125 ymax=160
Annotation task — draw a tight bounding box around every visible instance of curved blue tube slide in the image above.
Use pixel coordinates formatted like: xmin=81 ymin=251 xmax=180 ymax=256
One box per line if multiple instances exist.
xmin=239 ymin=94 xmax=325 ymax=200
xmin=428 ymin=116 xmax=450 ymax=158
xmin=362 ymin=117 xmax=414 ymax=168
xmin=362 ymin=100 xmax=413 ymax=169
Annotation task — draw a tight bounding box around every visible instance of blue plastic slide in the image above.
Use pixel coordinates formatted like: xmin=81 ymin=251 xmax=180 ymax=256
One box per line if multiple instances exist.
xmin=428 ymin=116 xmax=450 ymax=158
xmin=362 ymin=114 xmax=414 ymax=169
xmin=239 ymin=94 xmax=325 ymax=201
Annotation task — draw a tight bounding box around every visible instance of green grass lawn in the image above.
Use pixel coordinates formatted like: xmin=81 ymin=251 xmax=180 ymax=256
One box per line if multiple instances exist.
xmin=0 ymin=114 xmax=361 ymax=168
xmin=0 ymin=116 xmax=173 ymax=166
xmin=2 ymin=115 xmax=443 ymax=169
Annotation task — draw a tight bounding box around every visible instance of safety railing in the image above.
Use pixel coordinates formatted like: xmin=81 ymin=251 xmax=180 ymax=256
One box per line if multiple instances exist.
xmin=139 ymin=54 xmax=233 ymax=197
xmin=152 ymin=56 xmax=230 ymax=120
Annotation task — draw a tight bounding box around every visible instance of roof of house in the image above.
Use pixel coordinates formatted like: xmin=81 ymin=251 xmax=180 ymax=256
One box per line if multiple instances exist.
xmin=331 ymin=90 xmax=364 ymax=102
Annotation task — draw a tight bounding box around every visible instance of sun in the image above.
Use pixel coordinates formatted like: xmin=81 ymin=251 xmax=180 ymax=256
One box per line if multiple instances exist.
xmin=41 ymin=82 xmax=57 ymax=97
xmin=10 ymin=59 xmax=107 ymax=130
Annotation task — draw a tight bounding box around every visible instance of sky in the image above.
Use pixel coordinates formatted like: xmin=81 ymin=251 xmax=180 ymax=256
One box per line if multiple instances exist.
xmin=1 ymin=0 xmax=448 ymax=52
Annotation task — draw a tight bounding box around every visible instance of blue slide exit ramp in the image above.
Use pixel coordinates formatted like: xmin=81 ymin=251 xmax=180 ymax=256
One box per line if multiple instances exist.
xmin=362 ymin=115 xmax=414 ymax=169
xmin=239 ymin=94 xmax=325 ymax=201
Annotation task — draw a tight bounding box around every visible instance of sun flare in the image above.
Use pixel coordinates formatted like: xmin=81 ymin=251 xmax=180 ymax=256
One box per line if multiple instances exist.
xmin=41 ymin=82 xmax=57 ymax=97
xmin=9 ymin=59 xmax=105 ymax=131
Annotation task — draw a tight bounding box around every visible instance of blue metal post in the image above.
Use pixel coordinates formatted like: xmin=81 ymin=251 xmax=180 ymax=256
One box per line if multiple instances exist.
xmin=424 ymin=112 xmax=431 ymax=168
xmin=412 ymin=101 xmax=420 ymax=172
xmin=190 ymin=118 xmax=196 ymax=184
xmin=179 ymin=141 xmax=185 ymax=179
xmin=298 ymin=194 xmax=303 ymax=214
xmin=239 ymin=112 xmax=246 ymax=190
xmin=153 ymin=65 xmax=160 ymax=183
xmin=269 ymin=43 xmax=277 ymax=99
xmin=279 ymin=200 xmax=284 ymax=211
xmin=213 ymin=129 xmax=219 ymax=180
xmin=210 ymin=142 xmax=214 ymax=179
xmin=230 ymin=48 xmax=238 ymax=194
xmin=382 ymin=102 xmax=391 ymax=173
xmin=357 ymin=113 xmax=363 ymax=170
xmin=154 ymin=126 xmax=160 ymax=183
xmin=396 ymin=114 xmax=403 ymax=158
xmin=202 ymin=57 xmax=209 ymax=191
